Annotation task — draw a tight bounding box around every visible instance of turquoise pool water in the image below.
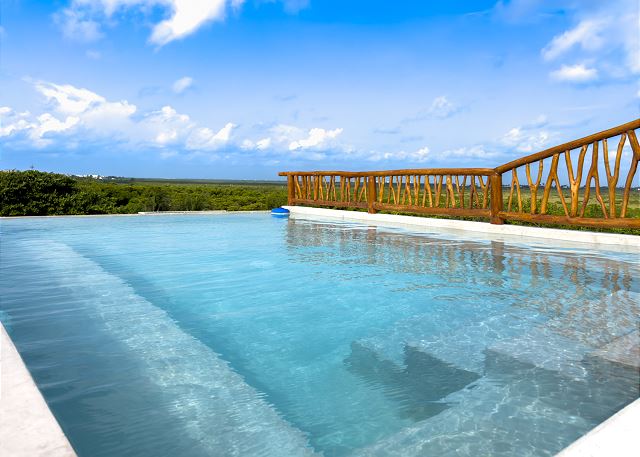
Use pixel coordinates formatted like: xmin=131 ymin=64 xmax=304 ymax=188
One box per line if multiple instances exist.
xmin=1 ymin=213 xmax=638 ymax=457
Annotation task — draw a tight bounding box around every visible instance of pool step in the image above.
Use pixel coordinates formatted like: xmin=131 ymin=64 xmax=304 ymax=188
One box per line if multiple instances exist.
xmin=352 ymin=374 xmax=591 ymax=457
xmin=353 ymin=308 xmax=536 ymax=375
xmin=344 ymin=342 xmax=479 ymax=422
xmin=352 ymin=349 xmax=638 ymax=457
xmin=20 ymin=240 xmax=320 ymax=457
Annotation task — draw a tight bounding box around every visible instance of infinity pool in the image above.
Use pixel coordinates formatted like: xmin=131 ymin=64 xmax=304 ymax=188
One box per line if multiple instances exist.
xmin=1 ymin=213 xmax=638 ymax=456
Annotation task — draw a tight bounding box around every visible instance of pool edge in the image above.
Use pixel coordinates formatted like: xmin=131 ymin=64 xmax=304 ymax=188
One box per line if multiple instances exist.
xmin=283 ymin=206 xmax=640 ymax=248
xmin=555 ymin=398 xmax=639 ymax=457
xmin=0 ymin=322 xmax=77 ymax=457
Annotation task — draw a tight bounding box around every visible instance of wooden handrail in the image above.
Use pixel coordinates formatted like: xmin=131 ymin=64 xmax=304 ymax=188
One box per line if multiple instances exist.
xmin=278 ymin=168 xmax=495 ymax=177
xmin=495 ymin=119 xmax=640 ymax=174
xmin=279 ymin=119 xmax=640 ymax=229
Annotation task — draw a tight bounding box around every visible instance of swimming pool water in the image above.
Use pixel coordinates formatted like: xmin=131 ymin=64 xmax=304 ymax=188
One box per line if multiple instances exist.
xmin=1 ymin=213 xmax=638 ymax=456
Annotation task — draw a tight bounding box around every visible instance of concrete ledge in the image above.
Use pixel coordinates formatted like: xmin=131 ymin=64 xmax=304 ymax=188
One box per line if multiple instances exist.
xmin=0 ymin=323 xmax=76 ymax=457
xmin=555 ymin=399 xmax=639 ymax=457
xmin=283 ymin=206 xmax=640 ymax=249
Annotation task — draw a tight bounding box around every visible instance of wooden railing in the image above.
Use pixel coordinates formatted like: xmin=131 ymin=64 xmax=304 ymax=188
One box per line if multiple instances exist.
xmin=279 ymin=119 xmax=640 ymax=229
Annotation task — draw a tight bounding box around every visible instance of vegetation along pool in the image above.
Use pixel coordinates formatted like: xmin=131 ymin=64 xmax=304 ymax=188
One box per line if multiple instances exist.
xmin=1 ymin=213 xmax=638 ymax=456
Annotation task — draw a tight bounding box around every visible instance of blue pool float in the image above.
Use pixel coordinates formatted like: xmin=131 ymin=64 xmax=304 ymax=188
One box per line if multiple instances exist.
xmin=271 ymin=207 xmax=290 ymax=217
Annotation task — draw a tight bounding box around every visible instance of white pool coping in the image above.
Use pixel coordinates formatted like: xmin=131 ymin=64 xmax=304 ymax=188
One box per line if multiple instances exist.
xmin=0 ymin=323 xmax=76 ymax=457
xmin=555 ymin=399 xmax=639 ymax=457
xmin=283 ymin=206 xmax=640 ymax=249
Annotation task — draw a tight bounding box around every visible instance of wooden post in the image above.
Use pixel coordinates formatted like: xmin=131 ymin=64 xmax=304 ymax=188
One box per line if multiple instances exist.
xmin=287 ymin=175 xmax=295 ymax=205
xmin=367 ymin=176 xmax=377 ymax=214
xmin=490 ymin=173 xmax=504 ymax=224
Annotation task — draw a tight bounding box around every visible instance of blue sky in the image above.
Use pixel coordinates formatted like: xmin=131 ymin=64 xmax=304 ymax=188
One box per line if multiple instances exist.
xmin=1 ymin=0 xmax=638 ymax=179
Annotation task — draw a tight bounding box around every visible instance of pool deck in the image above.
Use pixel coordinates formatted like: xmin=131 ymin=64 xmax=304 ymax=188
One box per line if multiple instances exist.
xmin=0 ymin=323 xmax=76 ymax=457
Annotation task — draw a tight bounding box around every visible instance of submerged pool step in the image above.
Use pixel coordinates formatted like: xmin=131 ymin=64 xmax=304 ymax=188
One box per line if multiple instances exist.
xmin=351 ymin=374 xmax=593 ymax=457
xmin=353 ymin=307 xmax=536 ymax=375
xmin=20 ymin=240 xmax=320 ymax=457
xmin=353 ymin=347 xmax=639 ymax=457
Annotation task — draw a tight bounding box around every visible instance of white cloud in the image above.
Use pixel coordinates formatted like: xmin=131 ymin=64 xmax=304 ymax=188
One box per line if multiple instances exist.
xmin=57 ymin=0 xmax=226 ymax=46
xmin=539 ymin=0 xmax=639 ymax=79
xmin=172 ymin=76 xmax=194 ymax=94
xmin=186 ymin=123 xmax=235 ymax=150
xmin=440 ymin=145 xmax=498 ymax=159
xmin=2 ymin=80 xmax=235 ymax=153
xmin=428 ymin=96 xmax=459 ymax=119
xmin=289 ymin=127 xmax=343 ymax=151
xmin=369 ymin=146 xmax=431 ymax=163
xmin=550 ymin=63 xmax=598 ymax=82
xmin=149 ymin=0 xmax=226 ymax=46
xmin=54 ymin=8 xmax=103 ymax=42
xmin=0 ymin=108 xmax=34 ymax=138
xmin=57 ymin=1 xmax=310 ymax=46
xmin=542 ymin=19 xmax=606 ymax=61
xmin=30 ymin=114 xmax=80 ymax=146
xmin=256 ymin=137 xmax=271 ymax=150
xmin=499 ymin=117 xmax=552 ymax=153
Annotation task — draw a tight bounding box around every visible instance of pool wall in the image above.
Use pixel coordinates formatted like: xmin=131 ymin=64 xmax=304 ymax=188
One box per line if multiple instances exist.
xmin=0 ymin=322 xmax=77 ymax=457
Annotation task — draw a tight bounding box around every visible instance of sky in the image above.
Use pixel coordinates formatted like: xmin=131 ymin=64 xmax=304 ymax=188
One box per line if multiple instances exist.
xmin=0 ymin=0 xmax=638 ymax=179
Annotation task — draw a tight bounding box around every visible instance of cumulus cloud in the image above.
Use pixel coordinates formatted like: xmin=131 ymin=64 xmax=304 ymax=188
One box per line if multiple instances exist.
xmin=499 ymin=116 xmax=553 ymax=153
xmin=289 ymin=127 xmax=343 ymax=151
xmin=550 ymin=63 xmax=598 ymax=83
xmin=241 ymin=124 xmax=345 ymax=155
xmin=1 ymin=80 xmax=235 ymax=153
xmin=172 ymin=76 xmax=194 ymax=94
xmin=186 ymin=123 xmax=235 ymax=150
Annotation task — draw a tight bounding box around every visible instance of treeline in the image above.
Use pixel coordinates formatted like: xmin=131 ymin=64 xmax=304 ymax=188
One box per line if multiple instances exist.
xmin=0 ymin=170 xmax=287 ymax=216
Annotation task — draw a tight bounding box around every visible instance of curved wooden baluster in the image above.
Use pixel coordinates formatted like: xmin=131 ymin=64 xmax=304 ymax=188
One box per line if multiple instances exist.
xmin=404 ymin=175 xmax=412 ymax=205
xmin=565 ymin=145 xmax=587 ymax=217
xmin=621 ymin=130 xmax=640 ymax=217
xmin=460 ymin=176 xmax=467 ymax=208
xmin=603 ymin=135 xmax=625 ymax=217
xmin=479 ymin=176 xmax=488 ymax=208
xmin=507 ymin=169 xmax=523 ymax=212
xmin=360 ymin=177 xmax=368 ymax=202
xmin=580 ymin=142 xmax=608 ymax=217
xmin=470 ymin=175 xmax=477 ymax=208
xmin=424 ymin=175 xmax=433 ymax=207
xmin=294 ymin=176 xmax=302 ymax=199
xmin=377 ymin=176 xmax=385 ymax=203
xmin=414 ymin=175 xmax=420 ymax=204
xmin=331 ymin=176 xmax=337 ymax=201
xmin=525 ymin=161 xmax=543 ymax=214
xmin=541 ymin=153 xmax=569 ymax=216
xmin=445 ymin=176 xmax=456 ymax=208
